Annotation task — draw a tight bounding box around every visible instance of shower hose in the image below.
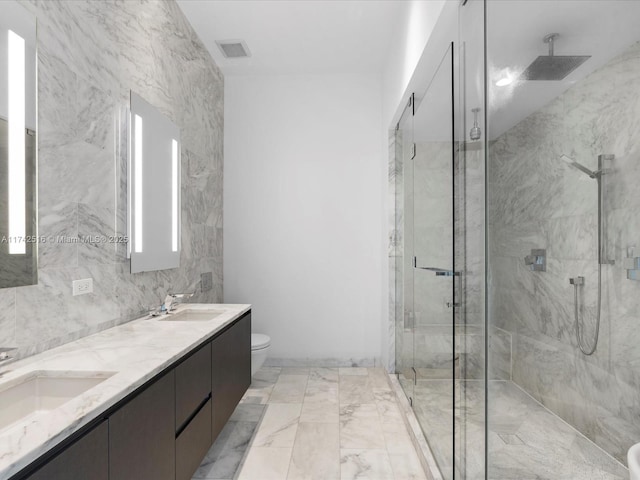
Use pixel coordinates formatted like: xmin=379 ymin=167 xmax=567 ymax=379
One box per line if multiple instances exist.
xmin=572 ymin=264 xmax=601 ymax=356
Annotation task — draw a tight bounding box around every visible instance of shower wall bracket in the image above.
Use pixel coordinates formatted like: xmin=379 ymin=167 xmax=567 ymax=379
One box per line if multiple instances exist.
xmin=524 ymin=249 xmax=546 ymax=272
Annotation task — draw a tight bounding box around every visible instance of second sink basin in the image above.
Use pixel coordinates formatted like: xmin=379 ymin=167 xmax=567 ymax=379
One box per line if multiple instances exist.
xmin=158 ymin=309 xmax=225 ymax=322
xmin=0 ymin=370 xmax=114 ymax=434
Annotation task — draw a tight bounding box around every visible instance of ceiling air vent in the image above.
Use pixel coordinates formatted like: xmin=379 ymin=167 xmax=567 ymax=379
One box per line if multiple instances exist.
xmin=216 ymin=40 xmax=251 ymax=58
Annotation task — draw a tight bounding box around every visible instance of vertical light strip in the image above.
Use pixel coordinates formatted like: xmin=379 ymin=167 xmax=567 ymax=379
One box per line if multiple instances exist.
xmin=8 ymin=30 xmax=26 ymax=255
xmin=134 ymin=114 xmax=143 ymax=253
xmin=171 ymin=139 xmax=178 ymax=252
xmin=126 ymin=110 xmax=132 ymax=257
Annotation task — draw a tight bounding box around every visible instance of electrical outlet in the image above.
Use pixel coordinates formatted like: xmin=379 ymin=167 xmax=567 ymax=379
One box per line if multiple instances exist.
xmin=72 ymin=278 xmax=93 ymax=296
xmin=201 ymin=272 xmax=213 ymax=292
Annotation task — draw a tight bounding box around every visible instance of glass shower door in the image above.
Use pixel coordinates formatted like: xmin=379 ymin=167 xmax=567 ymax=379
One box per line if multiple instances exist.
xmin=396 ymin=97 xmax=414 ymax=403
xmin=410 ymin=44 xmax=457 ymax=480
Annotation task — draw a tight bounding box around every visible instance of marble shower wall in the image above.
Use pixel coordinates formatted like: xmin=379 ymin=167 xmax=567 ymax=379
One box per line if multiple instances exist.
xmin=0 ymin=0 xmax=223 ymax=358
xmin=489 ymin=40 xmax=640 ymax=462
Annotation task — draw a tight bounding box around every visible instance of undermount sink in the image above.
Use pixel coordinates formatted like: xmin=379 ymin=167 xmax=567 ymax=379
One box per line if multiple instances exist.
xmin=0 ymin=371 xmax=114 ymax=433
xmin=157 ymin=309 xmax=225 ymax=322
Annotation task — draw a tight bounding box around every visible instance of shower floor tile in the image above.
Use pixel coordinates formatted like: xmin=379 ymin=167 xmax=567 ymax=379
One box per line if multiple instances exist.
xmin=409 ymin=379 xmax=628 ymax=480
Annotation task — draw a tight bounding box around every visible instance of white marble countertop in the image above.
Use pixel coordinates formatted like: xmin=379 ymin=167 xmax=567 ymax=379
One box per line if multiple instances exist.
xmin=0 ymin=303 xmax=251 ymax=479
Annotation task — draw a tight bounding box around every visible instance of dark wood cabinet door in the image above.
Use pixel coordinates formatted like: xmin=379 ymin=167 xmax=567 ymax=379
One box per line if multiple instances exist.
xmin=211 ymin=312 xmax=251 ymax=441
xmin=109 ymin=371 xmax=176 ymax=480
xmin=175 ymin=342 xmax=212 ymax=431
xmin=25 ymin=421 xmax=108 ymax=480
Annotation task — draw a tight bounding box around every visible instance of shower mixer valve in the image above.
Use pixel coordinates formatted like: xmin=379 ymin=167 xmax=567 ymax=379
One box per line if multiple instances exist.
xmin=569 ymin=276 xmax=585 ymax=286
xmin=624 ymin=247 xmax=640 ymax=281
xmin=524 ymin=249 xmax=546 ymax=272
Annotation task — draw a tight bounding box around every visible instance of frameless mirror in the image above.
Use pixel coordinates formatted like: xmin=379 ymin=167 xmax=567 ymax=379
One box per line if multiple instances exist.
xmin=128 ymin=92 xmax=181 ymax=274
xmin=0 ymin=2 xmax=37 ymax=288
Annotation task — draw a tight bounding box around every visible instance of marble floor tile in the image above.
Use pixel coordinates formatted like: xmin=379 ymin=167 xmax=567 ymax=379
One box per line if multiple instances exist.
xmin=237 ymin=447 xmax=292 ymax=480
xmin=310 ymin=367 xmax=339 ymax=383
xmin=339 ymin=367 xmax=369 ymax=376
xmin=367 ymin=368 xmax=392 ymax=390
xmin=382 ymin=422 xmax=416 ymax=455
xmin=340 ymin=376 xmax=374 ymax=404
xmin=254 ymin=367 xmax=282 ymax=384
xmin=305 ymin=379 xmax=339 ymax=404
xmin=229 ymin=403 xmax=265 ymax=422
xmin=339 ymin=404 xmax=386 ymax=450
xmin=193 ymin=421 xmax=258 ymax=479
xmin=389 ymin=452 xmax=428 ymax=480
xmin=240 ymin=395 xmax=267 ymax=405
xmin=270 ymin=375 xmax=309 ymax=403
xmin=373 ymin=389 xmax=403 ymax=424
xmin=245 ymin=367 xmax=281 ymax=404
xmin=253 ymin=403 xmax=302 ymax=448
xmin=241 ymin=389 xmax=271 ymax=405
xmin=340 ymin=449 xmax=394 ymax=480
xmin=300 ymin=402 xmax=339 ymax=423
xmin=236 ymin=367 xmax=427 ymax=480
xmin=281 ymin=367 xmax=311 ymax=375
xmin=287 ymin=422 xmax=340 ymax=480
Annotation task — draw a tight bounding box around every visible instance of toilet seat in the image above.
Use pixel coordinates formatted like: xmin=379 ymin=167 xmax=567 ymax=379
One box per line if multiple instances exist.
xmin=251 ymin=333 xmax=271 ymax=351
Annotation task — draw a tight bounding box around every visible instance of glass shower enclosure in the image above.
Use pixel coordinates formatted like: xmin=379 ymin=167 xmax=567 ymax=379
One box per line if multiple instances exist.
xmin=392 ymin=0 xmax=640 ymax=479
xmin=394 ymin=0 xmax=487 ymax=472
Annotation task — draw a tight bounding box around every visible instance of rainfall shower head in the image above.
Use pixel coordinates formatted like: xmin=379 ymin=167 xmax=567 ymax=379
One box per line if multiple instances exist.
xmin=521 ymin=34 xmax=590 ymax=81
xmin=560 ymin=154 xmax=599 ymax=179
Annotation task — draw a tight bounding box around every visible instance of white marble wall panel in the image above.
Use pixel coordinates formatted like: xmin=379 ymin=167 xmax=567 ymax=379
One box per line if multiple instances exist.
xmin=489 ymin=40 xmax=640 ymax=463
xmin=7 ymin=0 xmax=224 ymax=358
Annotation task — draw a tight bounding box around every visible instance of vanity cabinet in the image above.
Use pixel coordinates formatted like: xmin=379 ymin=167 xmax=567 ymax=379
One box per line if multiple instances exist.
xmin=175 ymin=343 xmax=213 ymax=480
xmin=109 ymin=371 xmax=176 ymax=480
xmin=25 ymin=421 xmax=108 ymax=480
xmin=13 ymin=311 xmax=251 ymax=480
xmin=211 ymin=312 xmax=251 ymax=441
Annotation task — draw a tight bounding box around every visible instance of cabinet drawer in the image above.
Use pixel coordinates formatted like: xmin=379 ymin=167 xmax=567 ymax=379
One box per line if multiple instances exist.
xmin=176 ymin=397 xmax=213 ymax=480
xmin=176 ymin=342 xmax=212 ymax=430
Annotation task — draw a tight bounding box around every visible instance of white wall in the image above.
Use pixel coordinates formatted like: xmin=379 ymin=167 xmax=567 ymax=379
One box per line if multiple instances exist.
xmin=382 ymin=0 xmax=446 ymax=127
xmin=224 ymin=74 xmax=384 ymax=365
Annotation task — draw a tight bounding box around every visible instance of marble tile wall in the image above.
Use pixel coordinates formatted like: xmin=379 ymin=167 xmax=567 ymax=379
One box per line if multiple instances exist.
xmin=488 ymin=40 xmax=640 ymax=463
xmin=0 ymin=0 xmax=223 ymax=359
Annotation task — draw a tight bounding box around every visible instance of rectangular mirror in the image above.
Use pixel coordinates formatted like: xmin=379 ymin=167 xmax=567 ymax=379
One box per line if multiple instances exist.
xmin=128 ymin=92 xmax=181 ymax=274
xmin=0 ymin=2 xmax=37 ymax=288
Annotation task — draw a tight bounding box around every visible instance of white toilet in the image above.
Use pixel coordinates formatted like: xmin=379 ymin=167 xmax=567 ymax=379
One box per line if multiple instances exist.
xmin=628 ymin=442 xmax=640 ymax=480
xmin=251 ymin=333 xmax=271 ymax=376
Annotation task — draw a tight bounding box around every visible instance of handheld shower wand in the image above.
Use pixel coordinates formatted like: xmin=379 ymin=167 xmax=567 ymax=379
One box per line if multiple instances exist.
xmin=561 ymin=154 xmax=615 ymax=355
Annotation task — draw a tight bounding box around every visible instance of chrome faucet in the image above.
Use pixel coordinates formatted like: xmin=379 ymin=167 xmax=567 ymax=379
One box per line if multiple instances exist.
xmin=164 ymin=292 xmax=194 ymax=312
xmin=0 ymin=347 xmax=17 ymax=376
xmin=0 ymin=348 xmax=15 ymax=362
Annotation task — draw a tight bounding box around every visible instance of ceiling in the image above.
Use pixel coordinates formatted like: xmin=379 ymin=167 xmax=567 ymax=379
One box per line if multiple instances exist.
xmin=411 ymin=0 xmax=640 ymax=142
xmin=178 ymin=0 xmax=640 ymax=140
xmin=177 ymin=0 xmax=404 ymax=75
